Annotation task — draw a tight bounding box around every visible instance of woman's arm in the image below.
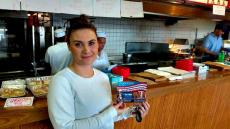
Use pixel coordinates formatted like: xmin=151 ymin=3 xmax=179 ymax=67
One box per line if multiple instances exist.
xmin=48 ymin=76 xmax=117 ymax=129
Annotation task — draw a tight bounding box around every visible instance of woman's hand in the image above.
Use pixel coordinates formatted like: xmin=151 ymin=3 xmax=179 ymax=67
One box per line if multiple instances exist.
xmin=138 ymin=102 xmax=150 ymax=118
xmin=113 ymin=102 xmax=126 ymax=116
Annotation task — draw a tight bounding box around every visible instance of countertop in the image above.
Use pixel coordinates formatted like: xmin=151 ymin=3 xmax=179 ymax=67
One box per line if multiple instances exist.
xmin=0 ymin=71 xmax=230 ymax=129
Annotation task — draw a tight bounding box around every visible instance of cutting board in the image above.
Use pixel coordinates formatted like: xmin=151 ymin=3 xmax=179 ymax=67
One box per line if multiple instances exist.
xmin=133 ymin=72 xmax=167 ymax=82
xmin=203 ymin=61 xmax=230 ymax=71
xmin=127 ymin=75 xmax=157 ymax=85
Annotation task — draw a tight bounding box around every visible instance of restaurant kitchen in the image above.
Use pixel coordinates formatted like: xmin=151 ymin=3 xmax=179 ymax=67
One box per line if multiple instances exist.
xmin=1 ymin=0 xmax=230 ymax=129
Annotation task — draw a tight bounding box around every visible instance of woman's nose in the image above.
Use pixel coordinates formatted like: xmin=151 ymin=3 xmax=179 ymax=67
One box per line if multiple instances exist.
xmin=83 ymin=45 xmax=90 ymax=53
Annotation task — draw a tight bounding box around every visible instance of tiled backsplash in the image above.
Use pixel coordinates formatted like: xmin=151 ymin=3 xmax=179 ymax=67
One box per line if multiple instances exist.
xmin=53 ymin=15 xmax=216 ymax=60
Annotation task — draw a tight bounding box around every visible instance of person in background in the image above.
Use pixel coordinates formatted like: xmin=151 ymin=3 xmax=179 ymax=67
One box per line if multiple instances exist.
xmin=93 ymin=32 xmax=110 ymax=72
xmin=45 ymin=28 xmax=72 ymax=75
xmin=201 ymin=23 xmax=226 ymax=61
xmin=47 ymin=14 xmax=150 ymax=129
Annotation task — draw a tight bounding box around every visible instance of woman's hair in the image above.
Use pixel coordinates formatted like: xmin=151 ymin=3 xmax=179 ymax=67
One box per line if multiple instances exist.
xmin=66 ymin=14 xmax=97 ymax=44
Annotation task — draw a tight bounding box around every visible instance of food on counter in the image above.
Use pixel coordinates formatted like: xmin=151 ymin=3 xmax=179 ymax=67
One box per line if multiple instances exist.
xmin=0 ymin=79 xmax=27 ymax=98
xmin=26 ymin=76 xmax=52 ymax=97
xmin=0 ymin=88 xmax=26 ymax=98
xmin=1 ymin=79 xmax=26 ymax=89
xmin=31 ymin=86 xmax=48 ymax=96
xmin=127 ymin=75 xmax=156 ymax=85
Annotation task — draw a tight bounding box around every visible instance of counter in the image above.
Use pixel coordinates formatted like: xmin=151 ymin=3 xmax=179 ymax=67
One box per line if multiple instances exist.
xmin=0 ymin=71 xmax=230 ymax=129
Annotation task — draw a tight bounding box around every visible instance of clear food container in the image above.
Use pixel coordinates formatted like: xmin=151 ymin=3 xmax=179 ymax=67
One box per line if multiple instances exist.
xmin=0 ymin=79 xmax=27 ymax=98
xmin=0 ymin=88 xmax=27 ymax=98
xmin=26 ymin=76 xmax=52 ymax=97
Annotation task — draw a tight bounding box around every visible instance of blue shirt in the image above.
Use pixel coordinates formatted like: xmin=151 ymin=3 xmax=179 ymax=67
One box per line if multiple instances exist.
xmin=203 ymin=33 xmax=223 ymax=55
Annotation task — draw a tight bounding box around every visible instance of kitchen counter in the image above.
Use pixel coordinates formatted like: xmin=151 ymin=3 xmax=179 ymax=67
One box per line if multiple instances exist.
xmin=0 ymin=71 xmax=230 ymax=129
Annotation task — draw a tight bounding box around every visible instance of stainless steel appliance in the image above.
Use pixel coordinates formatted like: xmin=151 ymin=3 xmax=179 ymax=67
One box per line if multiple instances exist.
xmin=0 ymin=11 xmax=53 ymax=81
xmin=122 ymin=42 xmax=172 ymax=72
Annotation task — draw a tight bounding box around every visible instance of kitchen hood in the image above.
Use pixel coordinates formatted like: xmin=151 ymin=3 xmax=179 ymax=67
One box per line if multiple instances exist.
xmin=142 ymin=0 xmax=230 ymax=21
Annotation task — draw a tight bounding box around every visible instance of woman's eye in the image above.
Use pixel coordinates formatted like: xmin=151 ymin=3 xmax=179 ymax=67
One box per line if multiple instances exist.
xmin=89 ymin=41 xmax=95 ymax=46
xmin=74 ymin=43 xmax=82 ymax=47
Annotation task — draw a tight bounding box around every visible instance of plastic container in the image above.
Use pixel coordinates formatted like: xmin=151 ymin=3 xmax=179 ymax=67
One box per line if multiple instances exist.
xmin=175 ymin=59 xmax=193 ymax=71
xmin=112 ymin=66 xmax=130 ymax=78
xmin=26 ymin=76 xmax=52 ymax=97
xmin=0 ymin=88 xmax=27 ymax=98
xmin=107 ymin=73 xmax=123 ymax=87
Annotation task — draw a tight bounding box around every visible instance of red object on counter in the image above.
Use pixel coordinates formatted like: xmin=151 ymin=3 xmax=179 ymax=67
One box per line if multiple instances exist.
xmin=175 ymin=59 xmax=193 ymax=71
xmin=112 ymin=66 xmax=130 ymax=78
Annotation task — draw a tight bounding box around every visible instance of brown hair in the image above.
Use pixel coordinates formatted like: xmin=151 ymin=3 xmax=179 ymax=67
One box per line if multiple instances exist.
xmin=66 ymin=14 xmax=97 ymax=44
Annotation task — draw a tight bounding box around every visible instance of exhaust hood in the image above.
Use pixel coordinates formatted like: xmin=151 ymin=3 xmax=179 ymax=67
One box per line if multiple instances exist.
xmin=142 ymin=0 xmax=230 ymax=21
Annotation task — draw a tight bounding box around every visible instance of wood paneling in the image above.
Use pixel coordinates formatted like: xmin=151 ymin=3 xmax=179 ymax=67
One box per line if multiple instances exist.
xmin=115 ymin=74 xmax=230 ymax=129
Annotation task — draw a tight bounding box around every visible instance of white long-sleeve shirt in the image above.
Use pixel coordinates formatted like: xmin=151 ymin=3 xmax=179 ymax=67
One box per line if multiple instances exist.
xmin=48 ymin=68 xmax=118 ymax=129
xmin=93 ymin=50 xmax=110 ymax=71
xmin=45 ymin=43 xmax=72 ymax=75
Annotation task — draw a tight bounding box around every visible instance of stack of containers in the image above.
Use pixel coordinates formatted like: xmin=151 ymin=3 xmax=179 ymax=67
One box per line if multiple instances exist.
xmin=0 ymin=79 xmax=27 ymax=98
xmin=26 ymin=76 xmax=52 ymax=97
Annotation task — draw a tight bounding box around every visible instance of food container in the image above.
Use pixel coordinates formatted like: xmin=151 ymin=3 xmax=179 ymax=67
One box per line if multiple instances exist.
xmin=0 ymin=88 xmax=27 ymax=98
xmin=107 ymin=73 xmax=123 ymax=88
xmin=0 ymin=79 xmax=27 ymax=98
xmin=175 ymin=59 xmax=193 ymax=71
xmin=112 ymin=66 xmax=130 ymax=78
xmin=26 ymin=76 xmax=52 ymax=97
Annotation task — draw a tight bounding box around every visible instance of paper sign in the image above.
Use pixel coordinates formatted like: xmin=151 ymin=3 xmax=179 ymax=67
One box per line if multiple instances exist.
xmin=213 ymin=5 xmax=226 ymax=16
xmin=121 ymin=1 xmax=144 ymax=18
xmin=187 ymin=0 xmax=208 ymax=4
xmin=4 ymin=97 xmax=34 ymax=108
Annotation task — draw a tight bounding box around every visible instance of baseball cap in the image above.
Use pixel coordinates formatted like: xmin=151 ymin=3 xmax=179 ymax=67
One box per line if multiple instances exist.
xmin=97 ymin=32 xmax=107 ymax=38
xmin=215 ymin=23 xmax=227 ymax=32
xmin=54 ymin=28 xmax=66 ymax=38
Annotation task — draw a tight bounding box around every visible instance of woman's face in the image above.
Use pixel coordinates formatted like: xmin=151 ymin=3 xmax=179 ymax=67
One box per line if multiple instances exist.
xmin=68 ymin=29 xmax=98 ymax=66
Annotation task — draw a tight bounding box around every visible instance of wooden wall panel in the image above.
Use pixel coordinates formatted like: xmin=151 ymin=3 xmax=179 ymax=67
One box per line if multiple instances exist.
xmin=115 ymin=76 xmax=230 ymax=129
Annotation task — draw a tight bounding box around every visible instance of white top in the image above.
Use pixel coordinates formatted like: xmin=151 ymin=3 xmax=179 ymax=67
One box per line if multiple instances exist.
xmin=45 ymin=43 xmax=72 ymax=75
xmin=93 ymin=50 xmax=110 ymax=71
xmin=48 ymin=68 xmax=117 ymax=129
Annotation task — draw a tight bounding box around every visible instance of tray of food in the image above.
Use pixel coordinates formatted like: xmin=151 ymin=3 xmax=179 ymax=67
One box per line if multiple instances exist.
xmin=26 ymin=76 xmax=52 ymax=97
xmin=0 ymin=88 xmax=27 ymax=98
xmin=0 ymin=79 xmax=27 ymax=98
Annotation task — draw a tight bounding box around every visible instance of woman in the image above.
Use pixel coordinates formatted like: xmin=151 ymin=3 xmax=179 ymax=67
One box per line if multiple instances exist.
xmin=48 ymin=15 xmax=150 ymax=129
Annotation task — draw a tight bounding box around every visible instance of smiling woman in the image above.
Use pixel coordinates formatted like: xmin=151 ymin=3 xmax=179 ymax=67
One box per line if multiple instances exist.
xmin=47 ymin=14 xmax=150 ymax=129
xmin=68 ymin=29 xmax=98 ymax=69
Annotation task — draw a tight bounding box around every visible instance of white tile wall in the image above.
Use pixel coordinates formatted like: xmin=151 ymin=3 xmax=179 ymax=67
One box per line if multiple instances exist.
xmin=53 ymin=15 xmax=216 ymax=60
